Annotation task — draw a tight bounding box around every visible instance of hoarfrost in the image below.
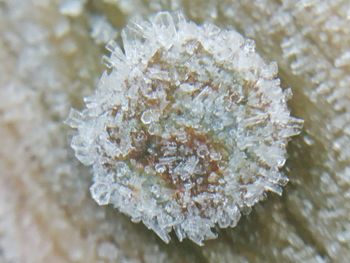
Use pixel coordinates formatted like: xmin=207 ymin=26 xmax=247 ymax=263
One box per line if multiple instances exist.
xmin=68 ymin=11 xmax=303 ymax=245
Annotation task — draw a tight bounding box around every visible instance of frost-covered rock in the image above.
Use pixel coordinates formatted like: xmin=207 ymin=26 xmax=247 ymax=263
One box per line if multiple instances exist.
xmin=67 ymin=12 xmax=302 ymax=245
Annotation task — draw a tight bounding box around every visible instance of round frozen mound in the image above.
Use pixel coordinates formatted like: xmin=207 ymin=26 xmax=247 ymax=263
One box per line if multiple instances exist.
xmin=67 ymin=12 xmax=303 ymax=245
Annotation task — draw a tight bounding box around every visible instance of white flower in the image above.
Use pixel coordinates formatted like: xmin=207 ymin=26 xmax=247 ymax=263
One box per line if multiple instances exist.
xmin=67 ymin=11 xmax=303 ymax=245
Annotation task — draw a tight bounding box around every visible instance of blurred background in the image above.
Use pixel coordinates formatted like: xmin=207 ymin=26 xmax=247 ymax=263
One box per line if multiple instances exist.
xmin=0 ymin=0 xmax=349 ymax=262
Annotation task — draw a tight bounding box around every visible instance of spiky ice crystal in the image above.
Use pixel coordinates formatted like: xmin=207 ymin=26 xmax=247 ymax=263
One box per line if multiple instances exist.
xmin=67 ymin=12 xmax=303 ymax=245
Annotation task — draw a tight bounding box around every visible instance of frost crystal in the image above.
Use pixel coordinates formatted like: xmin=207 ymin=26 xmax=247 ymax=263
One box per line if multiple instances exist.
xmin=67 ymin=12 xmax=303 ymax=245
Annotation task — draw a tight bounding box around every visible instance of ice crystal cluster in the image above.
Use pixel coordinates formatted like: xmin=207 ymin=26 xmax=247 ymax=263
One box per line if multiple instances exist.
xmin=2 ymin=0 xmax=350 ymax=262
xmin=68 ymin=12 xmax=302 ymax=245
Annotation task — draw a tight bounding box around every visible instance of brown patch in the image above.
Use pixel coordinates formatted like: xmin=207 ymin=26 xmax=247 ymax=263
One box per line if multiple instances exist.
xmin=106 ymin=125 xmax=228 ymax=208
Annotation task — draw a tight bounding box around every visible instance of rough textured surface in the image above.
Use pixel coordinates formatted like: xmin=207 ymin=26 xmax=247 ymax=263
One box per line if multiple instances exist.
xmin=0 ymin=0 xmax=349 ymax=262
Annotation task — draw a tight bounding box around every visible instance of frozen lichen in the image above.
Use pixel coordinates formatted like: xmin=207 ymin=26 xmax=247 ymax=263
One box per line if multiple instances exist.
xmin=2 ymin=0 xmax=350 ymax=261
xmin=67 ymin=11 xmax=303 ymax=245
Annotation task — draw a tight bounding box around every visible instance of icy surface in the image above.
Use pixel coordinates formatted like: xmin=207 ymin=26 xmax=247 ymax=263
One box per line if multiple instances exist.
xmin=2 ymin=0 xmax=349 ymax=262
xmin=95 ymin=1 xmax=350 ymax=257
xmin=68 ymin=12 xmax=302 ymax=245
